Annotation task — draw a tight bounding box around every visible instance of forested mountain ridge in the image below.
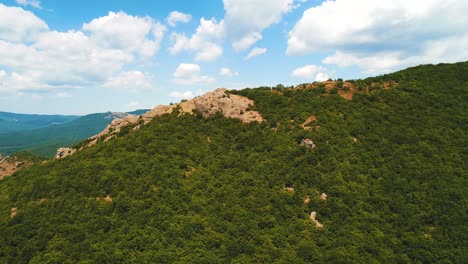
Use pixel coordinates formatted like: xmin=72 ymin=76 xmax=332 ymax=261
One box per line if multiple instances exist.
xmin=0 ymin=62 xmax=466 ymax=263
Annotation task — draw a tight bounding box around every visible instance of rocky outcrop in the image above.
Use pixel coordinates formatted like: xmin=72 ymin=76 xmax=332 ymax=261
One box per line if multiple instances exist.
xmin=301 ymin=139 xmax=316 ymax=149
xmin=301 ymin=115 xmax=317 ymax=130
xmin=10 ymin=207 xmax=17 ymax=218
xmin=310 ymin=211 xmax=323 ymax=228
xmin=320 ymin=192 xmax=328 ymax=201
xmin=0 ymin=156 xmax=33 ymax=180
xmin=55 ymin=148 xmax=76 ymax=159
xmin=59 ymin=88 xmax=263 ymax=157
xmin=105 ymin=112 xmax=131 ymax=120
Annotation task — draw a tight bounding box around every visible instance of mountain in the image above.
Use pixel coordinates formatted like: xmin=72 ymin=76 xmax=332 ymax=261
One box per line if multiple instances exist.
xmin=0 ymin=110 xmax=149 ymax=158
xmin=0 ymin=112 xmax=79 ymax=133
xmin=0 ymin=62 xmax=466 ymax=263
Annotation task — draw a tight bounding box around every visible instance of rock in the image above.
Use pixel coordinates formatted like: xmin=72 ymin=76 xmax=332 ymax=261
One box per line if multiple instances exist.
xmin=320 ymin=192 xmax=328 ymax=201
xmin=301 ymin=139 xmax=316 ymax=149
xmin=0 ymin=156 xmax=34 ymax=179
xmin=10 ymin=207 xmax=17 ymax=218
xmin=302 ymin=115 xmax=317 ymax=130
xmin=285 ymin=187 xmax=295 ymax=193
xmin=310 ymin=211 xmax=324 ymax=228
xmin=304 ymin=195 xmax=311 ymax=204
xmin=55 ymin=147 xmax=76 ymax=159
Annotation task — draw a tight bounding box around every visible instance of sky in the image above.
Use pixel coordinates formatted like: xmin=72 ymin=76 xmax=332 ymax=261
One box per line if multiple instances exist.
xmin=0 ymin=0 xmax=467 ymax=115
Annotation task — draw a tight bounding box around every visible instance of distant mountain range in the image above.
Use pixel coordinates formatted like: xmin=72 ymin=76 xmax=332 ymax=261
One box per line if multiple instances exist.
xmin=0 ymin=112 xmax=79 ymax=133
xmin=0 ymin=109 xmax=149 ymax=157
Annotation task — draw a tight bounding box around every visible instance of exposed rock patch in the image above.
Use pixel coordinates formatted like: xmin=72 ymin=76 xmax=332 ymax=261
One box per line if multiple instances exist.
xmin=284 ymin=187 xmax=295 ymax=193
xmin=96 ymin=195 xmax=113 ymax=202
xmin=55 ymin=148 xmax=76 ymax=159
xmin=302 ymin=115 xmax=317 ymax=130
xmin=301 ymin=139 xmax=316 ymax=149
xmin=0 ymin=156 xmax=33 ymax=180
xmin=320 ymin=192 xmax=328 ymax=201
xmin=310 ymin=211 xmax=323 ymax=228
xmin=10 ymin=207 xmax=17 ymax=218
xmin=304 ymin=196 xmax=311 ymax=204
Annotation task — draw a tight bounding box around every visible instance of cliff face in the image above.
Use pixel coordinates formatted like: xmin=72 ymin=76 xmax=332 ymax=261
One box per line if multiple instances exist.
xmin=58 ymin=88 xmax=263 ymax=157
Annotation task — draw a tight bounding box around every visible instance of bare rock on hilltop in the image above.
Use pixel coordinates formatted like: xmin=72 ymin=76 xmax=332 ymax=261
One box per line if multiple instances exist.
xmin=55 ymin=148 xmax=76 ymax=159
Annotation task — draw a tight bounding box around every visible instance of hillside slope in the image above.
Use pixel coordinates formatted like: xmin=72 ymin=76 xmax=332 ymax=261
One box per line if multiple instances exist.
xmin=0 ymin=62 xmax=466 ymax=263
xmin=0 ymin=110 xmax=149 ymax=158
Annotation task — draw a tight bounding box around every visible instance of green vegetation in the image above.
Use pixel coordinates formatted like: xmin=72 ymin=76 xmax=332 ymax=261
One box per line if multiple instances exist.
xmin=0 ymin=62 xmax=466 ymax=263
xmin=0 ymin=110 xmax=149 ymax=158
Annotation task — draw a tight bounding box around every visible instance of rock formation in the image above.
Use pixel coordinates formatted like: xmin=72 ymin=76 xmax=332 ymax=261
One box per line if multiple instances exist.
xmin=10 ymin=207 xmax=17 ymax=218
xmin=301 ymin=139 xmax=316 ymax=149
xmin=310 ymin=211 xmax=323 ymax=228
xmin=301 ymin=115 xmax=317 ymax=130
xmin=320 ymin=192 xmax=328 ymax=201
xmin=57 ymin=88 xmax=263 ymax=158
xmin=0 ymin=156 xmax=33 ymax=180
xmin=55 ymin=148 xmax=76 ymax=159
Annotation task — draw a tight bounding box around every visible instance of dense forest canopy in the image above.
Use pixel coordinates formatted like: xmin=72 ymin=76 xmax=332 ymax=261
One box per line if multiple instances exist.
xmin=0 ymin=62 xmax=466 ymax=263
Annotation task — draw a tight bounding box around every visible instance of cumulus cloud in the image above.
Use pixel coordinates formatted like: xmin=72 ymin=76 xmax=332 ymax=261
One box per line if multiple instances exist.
xmin=56 ymin=92 xmax=71 ymax=98
xmin=173 ymin=63 xmax=215 ymax=85
xmin=126 ymin=101 xmax=143 ymax=110
xmin=288 ymin=0 xmax=468 ymax=73
xmin=0 ymin=4 xmax=47 ymax=42
xmin=169 ymin=89 xmax=205 ymax=100
xmin=0 ymin=5 xmax=164 ymax=94
xmin=245 ymin=47 xmax=267 ymax=60
xmin=169 ymin=17 xmax=224 ymax=61
xmin=224 ymin=0 xmax=294 ymax=51
xmin=220 ymin=67 xmax=239 ymax=77
xmin=16 ymin=0 xmax=41 ymax=9
xmin=166 ymin=11 xmax=192 ymax=27
xmin=291 ymin=65 xmax=329 ymax=81
xmin=82 ymin=11 xmax=166 ymax=59
xmin=102 ymin=71 xmax=153 ymax=90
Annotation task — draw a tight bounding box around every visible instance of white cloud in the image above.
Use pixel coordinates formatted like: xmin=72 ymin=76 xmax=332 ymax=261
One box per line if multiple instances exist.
xmin=315 ymin=72 xmax=330 ymax=82
xmin=291 ymin=65 xmax=329 ymax=81
xmin=232 ymin=33 xmax=262 ymax=52
xmin=166 ymin=11 xmax=192 ymax=27
xmin=169 ymin=17 xmax=224 ymax=61
xmin=0 ymin=5 xmax=164 ymax=94
xmin=82 ymin=11 xmax=166 ymax=59
xmin=324 ymin=33 xmax=468 ymax=74
xmin=220 ymin=67 xmax=239 ymax=77
xmin=287 ymin=0 xmax=468 ymax=73
xmin=245 ymin=47 xmax=267 ymax=60
xmin=126 ymin=101 xmax=142 ymax=110
xmin=224 ymin=0 xmax=294 ymax=51
xmin=102 ymin=71 xmax=153 ymax=90
xmin=16 ymin=0 xmax=41 ymax=9
xmin=173 ymin=63 xmax=215 ymax=85
xmin=0 ymin=4 xmax=47 ymax=42
xmin=56 ymin=92 xmax=71 ymax=98
xmin=169 ymin=89 xmax=205 ymax=100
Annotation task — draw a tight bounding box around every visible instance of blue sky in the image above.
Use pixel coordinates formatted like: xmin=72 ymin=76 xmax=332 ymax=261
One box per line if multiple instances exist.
xmin=0 ymin=0 xmax=467 ymax=115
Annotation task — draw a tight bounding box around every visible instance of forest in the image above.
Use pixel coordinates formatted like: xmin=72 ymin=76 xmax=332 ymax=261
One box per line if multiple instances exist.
xmin=0 ymin=62 xmax=466 ymax=263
